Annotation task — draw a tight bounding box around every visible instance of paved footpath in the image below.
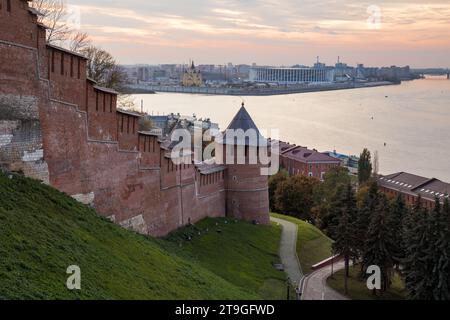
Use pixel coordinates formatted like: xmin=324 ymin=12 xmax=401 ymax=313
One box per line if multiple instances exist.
xmin=270 ymin=217 xmax=303 ymax=287
xmin=271 ymin=216 xmax=349 ymax=300
xmin=301 ymin=261 xmax=349 ymax=300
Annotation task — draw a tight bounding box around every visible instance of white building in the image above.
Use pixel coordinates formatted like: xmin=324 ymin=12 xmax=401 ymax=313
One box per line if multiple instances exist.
xmin=249 ymin=67 xmax=334 ymax=84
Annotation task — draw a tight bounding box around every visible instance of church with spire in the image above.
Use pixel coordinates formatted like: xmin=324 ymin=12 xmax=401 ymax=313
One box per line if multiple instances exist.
xmin=182 ymin=60 xmax=203 ymax=87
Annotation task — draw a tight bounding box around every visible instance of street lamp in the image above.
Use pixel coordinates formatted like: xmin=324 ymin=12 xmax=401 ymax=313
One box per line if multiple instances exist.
xmin=286 ymin=277 xmax=291 ymax=301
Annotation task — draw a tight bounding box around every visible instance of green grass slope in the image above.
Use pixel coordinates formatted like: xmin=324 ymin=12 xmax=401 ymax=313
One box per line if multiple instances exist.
xmin=271 ymin=213 xmax=333 ymax=274
xmin=0 ymin=172 xmax=284 ymax=300
xmin=162 ymin=219 xmax=287 ymax=300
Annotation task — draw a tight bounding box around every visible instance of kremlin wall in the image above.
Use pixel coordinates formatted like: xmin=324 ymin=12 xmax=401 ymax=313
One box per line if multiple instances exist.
xmin=0 ymin=0 xmax=270 ymax=236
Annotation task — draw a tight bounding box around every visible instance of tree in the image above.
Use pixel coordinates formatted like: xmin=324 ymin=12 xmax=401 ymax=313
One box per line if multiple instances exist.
xmin=389 ymin=194 xmax=408 ymax=268
xmin=373 ymin=150 xmax=379 ymax=177
xmin=31 ymin=0 xmax=90 ymax=51
xmin=312 ymin=167 xmax=351 ymax=231
xmin=275 ymin=175 xmax=319 ymax=221
xmin=331 ymin=183 xmax=358 ymax=294
xmin=362 ymin=195 xmax=397 ymax=294
xmin=81 ymin=46 xmax=128 ymax=91
xmin=268 ymin=169 xmax=289 ymax=212
xmin=430 ymin=197 xmax=450 ymax=300
xmin=402 ymin=197 xmax=434 ymax=300
xmin=358 ymin=148 xmax=373 ymax=185
xmin=354 ymin=181 xmax=380 ymax=271
xmin=32 ymin=0 xmax=71 ymax=44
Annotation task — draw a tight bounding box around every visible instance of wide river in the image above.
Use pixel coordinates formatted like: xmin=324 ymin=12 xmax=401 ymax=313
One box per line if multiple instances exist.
xmin=132 ymin=77 xmax=450 ymax=181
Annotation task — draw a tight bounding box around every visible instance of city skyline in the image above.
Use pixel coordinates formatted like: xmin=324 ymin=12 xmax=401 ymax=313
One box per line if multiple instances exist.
xmin=71 ymin=0 xmax=450 ymax=68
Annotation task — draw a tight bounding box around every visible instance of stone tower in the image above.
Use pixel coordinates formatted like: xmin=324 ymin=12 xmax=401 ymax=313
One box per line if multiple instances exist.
xmin=219 ymin=104 xmax=270 ymax=225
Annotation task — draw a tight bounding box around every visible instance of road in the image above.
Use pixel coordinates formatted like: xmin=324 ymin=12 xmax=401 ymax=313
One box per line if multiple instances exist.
xmin=270 ymin=217 xmax=303 ymax=287
xmin=271 ymin=216 xmax=349 ymax=300
xmin=301 ymin=261 xmax=349 ymax=300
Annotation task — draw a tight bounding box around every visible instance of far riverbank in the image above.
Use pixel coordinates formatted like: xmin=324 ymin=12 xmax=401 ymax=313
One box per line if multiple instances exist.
xmin=124 ymin=81 xmax=395 ymax=96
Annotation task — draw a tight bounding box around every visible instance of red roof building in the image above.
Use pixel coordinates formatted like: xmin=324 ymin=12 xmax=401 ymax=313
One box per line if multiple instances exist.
xmin=378 ymin=172 xmax=450 ymax=209
xmin=273 ymin=141 xmax=342 ymax=180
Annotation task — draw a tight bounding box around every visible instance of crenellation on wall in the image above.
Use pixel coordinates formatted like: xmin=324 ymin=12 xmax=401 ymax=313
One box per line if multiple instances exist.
xmin=0 ymin=0 xmax=269 ymax=238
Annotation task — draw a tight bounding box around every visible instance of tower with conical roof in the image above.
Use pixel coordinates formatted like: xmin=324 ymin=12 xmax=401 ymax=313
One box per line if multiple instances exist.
xmin=218 ymin=103 xmax=270 ymax=225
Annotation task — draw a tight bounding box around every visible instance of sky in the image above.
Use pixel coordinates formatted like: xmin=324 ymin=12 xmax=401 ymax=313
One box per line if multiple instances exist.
xmin=69 ymin=0 xmax=450 ymax=67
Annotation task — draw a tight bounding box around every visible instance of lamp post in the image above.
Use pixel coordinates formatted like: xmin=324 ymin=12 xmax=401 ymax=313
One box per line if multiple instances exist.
xmin=286 ymin=277 xmax=291 ymax=301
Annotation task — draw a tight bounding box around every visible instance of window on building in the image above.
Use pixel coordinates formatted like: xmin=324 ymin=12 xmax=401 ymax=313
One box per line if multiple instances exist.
xmin=7 ymin=0 xmax=11 ymax=12
xmin=103 ymin=93 xmax=106 ymax=112
xmin=95 ymin=92 xmax=99 ymax=111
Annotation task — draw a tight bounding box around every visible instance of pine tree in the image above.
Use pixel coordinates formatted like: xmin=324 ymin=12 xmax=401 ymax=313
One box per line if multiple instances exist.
xmin=358 ymin=148 xmax=372 ymax=185
xmin=355 ymin=181 xmax=379 ymax=272
xmin=431 ymin=197 xmax=450 ymax=300
xmin=389 ymin=194 xmax=408 ymax=268
xmin=362 ymin=195 xmax=397 ymax=294
xmin=403 ymin=197 xmax=434 ymax=300
xmin=332 ymin=183 xmax=358 ymax=294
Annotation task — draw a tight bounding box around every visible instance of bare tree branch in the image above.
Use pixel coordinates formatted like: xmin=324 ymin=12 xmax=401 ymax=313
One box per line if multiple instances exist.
xmin=31 ymin=0 xmax=73 ymax=45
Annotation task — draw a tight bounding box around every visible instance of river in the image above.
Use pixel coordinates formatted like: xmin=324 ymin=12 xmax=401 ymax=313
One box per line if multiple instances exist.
xmin=132 ymin=77 xmax=450 ymax=181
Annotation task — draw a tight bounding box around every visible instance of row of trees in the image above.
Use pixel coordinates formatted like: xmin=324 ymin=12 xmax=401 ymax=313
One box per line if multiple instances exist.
xmin=269 ymin=166 xmax=352 ymax=225
xmin=31 ymin=0 xmax=129 ymax=93
xmin=270 ymin=148 xmax=450 ymax=299
xmin=330 ymin=180 xmax=450 ymax=299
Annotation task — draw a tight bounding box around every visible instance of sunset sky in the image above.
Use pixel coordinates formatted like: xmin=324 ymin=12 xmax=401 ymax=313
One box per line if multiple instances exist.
xmin=71 ymin=0 xmax=450 ymax=67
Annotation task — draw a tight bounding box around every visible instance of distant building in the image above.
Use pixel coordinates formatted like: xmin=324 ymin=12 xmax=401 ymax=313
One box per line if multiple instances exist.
xmin=249 ymin=66 xmax=333 ymax=84
xmin=182 ymin=61 xmax=203 ymax=87
xmin=324 ymin=151 xmax=359 ymax=175
xmin=147 ymin=113 xmax=218 ymax=138
xmin=275 ymin=141 xmax=341 ymax=180
xmin=378 ymin=172 xmax=450 ymax=209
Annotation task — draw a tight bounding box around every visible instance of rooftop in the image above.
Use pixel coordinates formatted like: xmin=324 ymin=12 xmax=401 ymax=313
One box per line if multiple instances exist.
xmin=219 ymin=104 xmax=266 ymax=146
xmin=378 ymin=172 xmax=450 ymax=201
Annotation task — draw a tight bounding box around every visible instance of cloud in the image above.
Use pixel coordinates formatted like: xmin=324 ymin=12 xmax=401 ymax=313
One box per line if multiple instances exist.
xmin=71 ymin=0 xmax=450 ymax=66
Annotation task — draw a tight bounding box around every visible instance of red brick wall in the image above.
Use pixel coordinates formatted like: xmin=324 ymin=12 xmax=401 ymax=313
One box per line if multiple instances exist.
xmin=379 ymin=186 xmax=436 ymax=210
xmin=138 ymin=134 xmax=160 ymax=168
xmin=0 ymin=0 xmax=38 ymax=47
xmin=87 ymin=84 xmax=117 ymax=141
xmin=117 ymin=113 xmax=139 ymax=150
xmin=1 ymin=0 xmax=267 ymax=237
xmin=281 ymin=156 xmax=340 ymax=180
xmin=48 ymin=48 xmax=87 ymax=108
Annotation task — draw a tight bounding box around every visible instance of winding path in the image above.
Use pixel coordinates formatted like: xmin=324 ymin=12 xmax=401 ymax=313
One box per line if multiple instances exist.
xmin=270 ymin=217 xmax=303 ymax=287
xmin=271 ymin=216 xmax=348 ymax=300
xmin=301 ymin=261 xmax=348 ymax=300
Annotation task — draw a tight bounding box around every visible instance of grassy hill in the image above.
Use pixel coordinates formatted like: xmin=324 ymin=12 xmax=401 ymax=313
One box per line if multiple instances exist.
xmin=0 ymin=172 xmax=286 ymax=300
xmin=271 ymin=213 xmax=333 ymax=274
xmin=162 ymin=219 xmax=287 ymax=300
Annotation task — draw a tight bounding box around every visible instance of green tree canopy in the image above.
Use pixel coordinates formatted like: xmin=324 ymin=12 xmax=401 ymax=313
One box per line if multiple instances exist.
xmin=274 ymin=175 xmax=319 ymax=221
xmin=358 ymin=148 xmax=373 ymax=185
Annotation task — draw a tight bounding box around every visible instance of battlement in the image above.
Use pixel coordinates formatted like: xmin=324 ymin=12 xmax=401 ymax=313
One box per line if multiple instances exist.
xmin=0 ymin=0 xmax=268 ymax=236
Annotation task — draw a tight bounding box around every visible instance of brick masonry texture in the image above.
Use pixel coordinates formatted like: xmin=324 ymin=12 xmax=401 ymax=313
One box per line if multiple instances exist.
xmin=0 ymin=0 xmax=269 ymax=237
